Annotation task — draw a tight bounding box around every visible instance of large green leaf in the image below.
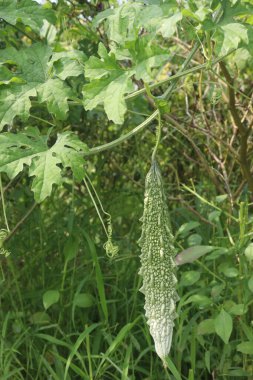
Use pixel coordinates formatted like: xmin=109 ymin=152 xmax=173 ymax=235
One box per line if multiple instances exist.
xmin=37 ymin=79 xmax=75 ymax=120
xmin=218 ymin=1 xmax=253 ymax=26
xmin=0 ymin=84 xmax=37 ymax=130
xmin=0 ymin=43 xmax=52 ymax=84
xmin=237 ymin=341 xmax=253 ymax=355
xmin=93 ymin=2 xmax=180 ymax=44
xmin=83 ymin=41 xmax=169 ymax=123
xmin=83 ymin=43 xmax=134 ymax=124
xmin=50 ymin=50 xmax=87 ymax=80
xmin=0 ymin=128 xmax=88 ymax=202
xmin=221 ymin=23 xmax=248 ymax=53
xmin=158 ymin=12 xmax=182 ymax=39
xmin=0 ymin=0 xmax=56 ymax=32
xmin=0 ymin=44 xmax=78 ymax=128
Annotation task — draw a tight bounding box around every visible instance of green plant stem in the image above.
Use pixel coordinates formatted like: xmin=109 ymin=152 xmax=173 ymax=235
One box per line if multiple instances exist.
xmin=162 ymin=42 xmax=199 ymax=100
xmin=85 ymin=110 xmax=159 ymax=156
xmin=29 ymin=114 xmax=55 ymax=127
xmin=0 ymin=174 xmax=10 ymax=232
xmin=125 ymin=49 xmax=235 ymax=101
xmin=4 ymin=20 xmax=36 ymax=42
xmin=152 ymin=111 xmax=162 ymax=161
xmin=83 ymin=176 xmax=108 ymax=237
xmin=196 ymin=260 xmax=226 ymax=285
xmin=82 ymin=50 xmax=235 ymax=159
xmin=85 ymin=324 xmax=93 ymax=380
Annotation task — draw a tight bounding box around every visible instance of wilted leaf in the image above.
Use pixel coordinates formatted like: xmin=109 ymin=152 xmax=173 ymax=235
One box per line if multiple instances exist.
xmin=175 ymin=245 xmax=215 ymax=265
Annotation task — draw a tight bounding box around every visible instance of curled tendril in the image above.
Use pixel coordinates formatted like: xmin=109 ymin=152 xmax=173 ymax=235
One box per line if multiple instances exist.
xmin=103 ymin=217 xmax=119 ymax=259
xmin=83 ymin=175 xmax=119 ymax=260
xmin=0 ymin=229 xmax=10 ymax=257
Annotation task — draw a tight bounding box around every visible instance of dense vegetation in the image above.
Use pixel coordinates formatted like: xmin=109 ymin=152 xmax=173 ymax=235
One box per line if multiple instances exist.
xmin=0 ymin=0 xmax=253 ymax=379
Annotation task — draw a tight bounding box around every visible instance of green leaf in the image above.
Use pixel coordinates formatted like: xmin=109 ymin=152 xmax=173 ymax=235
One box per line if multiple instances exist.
xmin=93 ymin=2 xmax=143 ymax=44
xmin=226 ymin=369 xmax=251 ymax=377
xmin=51 ymin=132 xmax=88 ymax=181
xmin=221 ymin=23 xmax=248 ymax=53
xmin=37 ymin=78 xmax=75 ymax=120
xmin=177 ymin=221 xmax=200 ymax=236
xmin=164 ymin=357 xmax=182 ymax=380
xmin=83 ymin=33 xmax=173 ymax=123
xmin=73 ymin=293 xmax=95 ymax=308
xmin=63 ymin=236 xmax=80 ymax=262
xmin=0 ymin=66 xmax=26 ymax=86
xmin=229 ymin=304 xmax=248 ymax=316
xmin=218 ymin=1 xmax=253 ymax=26
xmin=197 ymin=319 xmax=215 ymax=335
xmin=0 ymin=128 xmax=88 ymax=202
xmin=245 ymin=243 xmax=253 ymax=262
xmin=237 ymin=342 xmax=253 ymax=355
xmin=0 ymin=84 xmax=36 ymax=130
xmin=223 ymin=266 xmax=239 ymax=278
xmin=184 ymin=295 xmax=212 ymax=307
xmin=0 ymin=43 xmax=77 ymax=127
xmin=43 ymin=290 xmax=60 ymax=310
xmin=0 ymin=43 xmax=52 ymax=84
xmin=30 ymin=311 xmax=51 ymax=325
xmin=248 ymin=275 xmax=253 ymax=292
xmin=83 ymin=44 xmax=134 ymax=124
xmin=180 ymin=271 xmax=200 ymax=287
xmin=29 ymin=150 xmax=62 ymax=202
xmin=83 ymin=231 xmax=108 ymax=322
xmin=211 ymin=283 xmax=225 ymax=298
xmin=0 ymin=0 xmax=56 ymax=32
xmin=51 ymin=50 xmax=87 ymax=80
xmin=93 ymin=2 xmax=179 ymax=45
xmin=158 ymin=12 xmax=182 ymax=38
xmin=187 ymin=233 xmax=202 ymax=246
xmin=125 ymin=37 xmax=169 ymax=82
xmin=214 ymin=309 xmax=233 ymax=344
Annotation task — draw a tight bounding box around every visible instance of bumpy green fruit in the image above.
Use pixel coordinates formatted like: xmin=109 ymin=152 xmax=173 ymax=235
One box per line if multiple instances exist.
xmin=138 ymin=160 xmax=178 ymax=361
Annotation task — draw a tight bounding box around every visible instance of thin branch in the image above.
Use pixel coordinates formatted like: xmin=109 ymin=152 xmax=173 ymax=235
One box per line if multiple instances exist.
xmin=219 ymin=61 xmax=253 ymax=193
xmin=4 ymin=203 xmax=37 ymax=242
xmin=125 ymin=48 xmax=236 ymax=101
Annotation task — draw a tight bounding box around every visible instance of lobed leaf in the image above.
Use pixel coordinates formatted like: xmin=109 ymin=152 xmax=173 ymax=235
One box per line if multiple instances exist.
xmin=0 ymin=0 xmax=56 ymax=32
xmin=0 ymin=129 xmax=88 ymax=202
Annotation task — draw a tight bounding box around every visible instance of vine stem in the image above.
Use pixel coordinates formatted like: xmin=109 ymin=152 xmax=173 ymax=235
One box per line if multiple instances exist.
xmin=85 ymin=110 xmax=159 ymax=156
xmin=83 ymin=176 xmax=108 ymax=238
xmin=4 ymin=203 xmax=37 ymax=242
xmin=125 ymin=48 xmax=235 ymax=101
xmin=83 ymin=50 xmax=236 ymax=158
xmin=152 ymin=111 xmax=162 ymax=161
xmin=162 ymin=42 xmax=199 ymax=100
xmin=0 ymin=174 xmax=10 ymax=232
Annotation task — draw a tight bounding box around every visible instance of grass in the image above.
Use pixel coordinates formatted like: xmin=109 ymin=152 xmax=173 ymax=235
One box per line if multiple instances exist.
xmin=0 ymin=181 xmax=253 ymax=380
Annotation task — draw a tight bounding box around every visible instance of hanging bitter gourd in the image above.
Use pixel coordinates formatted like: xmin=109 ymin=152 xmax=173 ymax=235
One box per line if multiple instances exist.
xmin=138 ymin=159 xmax=178 ymax=361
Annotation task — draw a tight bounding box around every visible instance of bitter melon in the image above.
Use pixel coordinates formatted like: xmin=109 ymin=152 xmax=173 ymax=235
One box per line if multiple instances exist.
xmin=138 ymin=159 xmax=178 ymax=361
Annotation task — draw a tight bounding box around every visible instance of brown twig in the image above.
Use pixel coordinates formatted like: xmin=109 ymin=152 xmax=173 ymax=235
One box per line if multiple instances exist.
xmin=219 ymin=62 xmax=253 ymax=193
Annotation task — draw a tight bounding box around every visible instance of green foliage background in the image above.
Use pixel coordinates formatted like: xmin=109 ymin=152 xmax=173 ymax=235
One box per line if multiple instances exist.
xmin=0 ymin=0 xmax=253 ymax=379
